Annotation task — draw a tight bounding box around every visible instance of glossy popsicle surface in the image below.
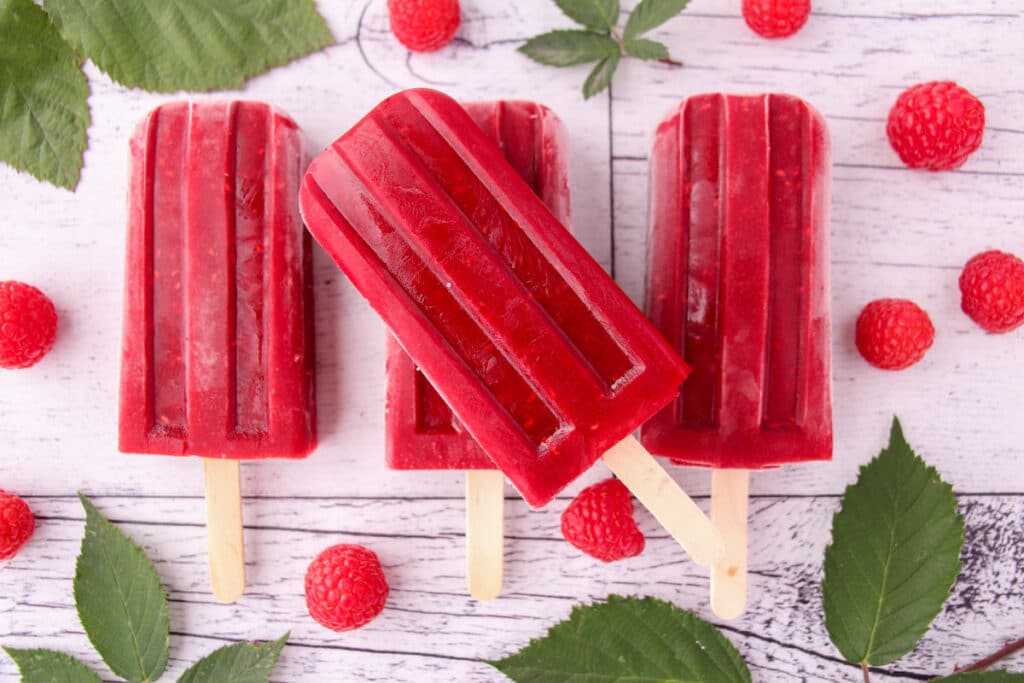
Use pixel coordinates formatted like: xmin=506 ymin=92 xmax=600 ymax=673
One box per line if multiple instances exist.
xmin=385 ymin=100 xmax=572 ymax=471
xmin=642 ymin=93 xmax=832 ymax=468
xmin=120 ymin=101 xmax=317 ymax=459
xmin=301 ymin=88 xmax=689 ymax=507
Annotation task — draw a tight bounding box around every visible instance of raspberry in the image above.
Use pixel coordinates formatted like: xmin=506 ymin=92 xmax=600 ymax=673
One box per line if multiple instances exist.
xmin=305 ymin=544 xmax=388 ymax=631
xmin=959 ymin=250 xmax=1024 ymax=334
xmin=1 ymin=490 xmax=35 ymax=561
xmin=0 ymin=281 xmax=57 ymax=369
xmin=561 ymin=478 xmax=645 ymax=562
xmin=886 ymin=81 xmax=985 ymax=171
xmin=387 ymin=0 xmax=460 ymax=52
xmin=856 ymin=299 xmax=935 ymax=370
xmin=742 ymin=0 xmax=811 ymax=38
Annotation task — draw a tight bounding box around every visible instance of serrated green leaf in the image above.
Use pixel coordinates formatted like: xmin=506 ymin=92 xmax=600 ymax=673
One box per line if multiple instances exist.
xmin=3 ymin=648 xmax=103 ymax=683
xmin=624 ymin=37 xmax=670 ymax=60
xmin=623 ymin=0 xmax=690 ymax=40
xmin=519 ymin=30 xmax=619 ymax=66
xmin=935 ymin=673 xmax=1024 ymax=682
xmin=487 ymin=595 xmax=751 ymax=682
xmin=582 ymin=51 xmax=620 ymax=99
xmin=553 ymin=0 xmax=620 ymax=30
xmin=0 ymin=0 xmax=89 ymax=190
xmin=177 ymin=634 xmax=288 ymax=683
xmin=74 ymin=494 xmax=169 ymax=683
xmin=42 ymin=0 xmax=334 ymax=93
xmin=822 ymin=417 xmax=965 ymax=667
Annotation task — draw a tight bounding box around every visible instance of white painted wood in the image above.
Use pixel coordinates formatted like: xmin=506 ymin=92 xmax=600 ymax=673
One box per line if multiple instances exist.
xmin=465 ymin=470 xmax=504 ymax=601
xmin=1 ymin=0 xmax=1023 ymax=680
xmin=710 ymin=469 xmax=749 ymax=621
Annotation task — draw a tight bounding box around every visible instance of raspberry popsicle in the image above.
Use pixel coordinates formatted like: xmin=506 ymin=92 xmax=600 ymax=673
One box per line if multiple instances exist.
xmin=120 ymin=101 xmax=316 ymax=602
xmin=643 ymin=93 xmax=832 ymax=617
xmin=301 ymin=88 xmax=723 ymax=566
xmin=385 ymin=100 xmax=572 ymax=598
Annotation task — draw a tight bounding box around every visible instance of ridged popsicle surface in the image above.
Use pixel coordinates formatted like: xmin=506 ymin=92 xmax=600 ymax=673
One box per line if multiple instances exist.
xmin=642 ymin=93 xmax=832 ymax=469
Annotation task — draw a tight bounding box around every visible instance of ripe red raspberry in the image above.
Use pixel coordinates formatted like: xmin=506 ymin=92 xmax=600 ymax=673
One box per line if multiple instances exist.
xmin=305 ymin=544 xmax=388 ymax=631
xmin=0 ymin=281 xmax=57 ymax=369
xmin=856 ymin=299 xmax=935 ymax=370
xmin=959 ymin=250 xmax=1024 ymax=334
xmin=387 ymin=0 xmax=460 ymax=52
xmin=561 ymin=478 xmax=645 ymax=562
xmin=887 ymin=81 xmax=985 ymax=171
xmin=742 ymin=0 xmax=811 ymax=38
xmin=1 ymin=490 xmax=35 ymax=561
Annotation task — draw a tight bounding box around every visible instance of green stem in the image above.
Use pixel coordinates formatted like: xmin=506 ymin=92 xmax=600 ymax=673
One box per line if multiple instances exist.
xmin=609 ymin=26 xmax=682 ymax=67
xmin=961 ymin=636 xmax=1024 ymax=673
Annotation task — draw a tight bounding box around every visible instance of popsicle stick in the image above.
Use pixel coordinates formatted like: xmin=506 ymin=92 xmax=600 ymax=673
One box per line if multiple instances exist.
xmin=710 ymin=469 xmax=749 ymax=620
xmin=465 ymin=470 xmax=505 ymax=600
xmin=602 ymin=436 xmax=724 ymax=568
xmin=203 ymin=459 xmax=245 ymax=603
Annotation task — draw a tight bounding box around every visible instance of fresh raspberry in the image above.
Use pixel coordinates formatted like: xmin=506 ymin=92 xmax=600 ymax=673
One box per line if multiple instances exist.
xmin=742 ymin=0 xmax=811 ymax=38
xmin=0 ymin=281 xmax=57 ymax=369
xmin=886 ymin=81 xmax=985 ymax=171
xmin=959 ymin=250 xmax=1024 ymax=334
xmin=856 ymin=299 xmax=935 ymax=370
xmin=305 ymin=544 xmax=388 ymax=631
xmin=561 ymin=478 xmax=645 ymax=562
xmin=0 ymin=490 xmax=35 ymax=561
xmin=387 ymin=0 xmax=460 ymax=52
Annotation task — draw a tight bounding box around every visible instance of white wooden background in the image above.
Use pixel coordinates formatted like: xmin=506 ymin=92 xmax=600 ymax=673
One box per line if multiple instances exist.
xmin=1 ymin=1 xmax=1022 ymax=681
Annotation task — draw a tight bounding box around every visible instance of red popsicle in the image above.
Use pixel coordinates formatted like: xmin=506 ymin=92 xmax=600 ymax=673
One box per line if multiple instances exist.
xmin=385 ymin=100 xmax=572 ymax=598
xmin=120 ymin=101 xmax=316 ymax=601
xmin=300 ymin=88 xmax=723 ymax=566
xmin=642 ymin=93 xmax=832 ymax=616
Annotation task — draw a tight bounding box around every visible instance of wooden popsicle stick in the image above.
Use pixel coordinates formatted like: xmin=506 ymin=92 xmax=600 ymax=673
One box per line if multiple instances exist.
xmin=710 ymin=469 xmax=749 ymax=620
xmin=203 ymin=458 xmax=246 ymax=603
xmin=465 ymin=469 xmax=505 ymax=600
xmin=602 ymin=436 xmax=724 ymax=568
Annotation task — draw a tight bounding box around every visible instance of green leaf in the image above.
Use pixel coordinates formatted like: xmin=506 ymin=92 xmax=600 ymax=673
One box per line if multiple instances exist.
xmin=623 ymin=0 xmax=690 ymax=40
xmin=74 ymin=494 xmax=169 ymax=683
xmin=42 ymin=0 xmax=334 ymax=93
xmin=487 ymin=595 xmax=751 ymax=682
xmin=177 ymin=634 xmax=289 ymax=683
xmin=624 ymin=37 xmax=670 ymax=60
xmin=582 ymin=51 xmax=620 ymax=99
xmin=3 ymin=648 xmax=103 ymax=683
xmin=822 ymin=417 xmax=965 ymax=667
xmin=553 ymin=0 xmax=620 ymax=30
xmin=0 ymin=0 xmax=89 ymax=190
xmin=519 ymin=30 xmax=619 ymax=66
xmin=935 ymin=674 xmax=1024 ymax=682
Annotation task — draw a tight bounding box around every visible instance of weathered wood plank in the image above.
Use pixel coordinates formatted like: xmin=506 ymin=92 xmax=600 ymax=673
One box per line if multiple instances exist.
xmin=1 ymin=496 xmax=1021 ymax=681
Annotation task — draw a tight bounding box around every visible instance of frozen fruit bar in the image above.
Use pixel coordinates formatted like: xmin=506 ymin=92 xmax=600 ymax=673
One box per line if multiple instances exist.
xmin=120 ymin=101 xmax=316 ymax=459
xmin=642 ymin=93 xmax=831 ymax=469
xmin=300 ymin=88 xmax=689 ymax=507
xmin=385 ymin=100 xmax=572 ymax=471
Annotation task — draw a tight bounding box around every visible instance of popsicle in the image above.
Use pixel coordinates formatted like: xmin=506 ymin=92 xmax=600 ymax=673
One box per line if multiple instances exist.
xmin=385 ymin=100 xmax=572 ymax=598
xmin=301 ymin=88 xmax=723 ymax=566
xmin=120 ymin=101 xmax=316 ymax=602
xmin=642 ymin=93 xmax=832 ymax=617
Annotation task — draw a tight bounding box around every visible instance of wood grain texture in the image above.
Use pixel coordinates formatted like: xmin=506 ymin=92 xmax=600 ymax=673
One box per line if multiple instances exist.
xmin=1 ymin=0 xmax=1022 ymax=680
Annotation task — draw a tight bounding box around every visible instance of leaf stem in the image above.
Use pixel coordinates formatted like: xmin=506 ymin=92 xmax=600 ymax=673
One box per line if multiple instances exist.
xmin=609 ymin=26 xmax=682 ymax=67
xmin=960 ymin=636 xmax=1024 ymax=672
xmin=862 ymin=662 xmax=871 ymax=683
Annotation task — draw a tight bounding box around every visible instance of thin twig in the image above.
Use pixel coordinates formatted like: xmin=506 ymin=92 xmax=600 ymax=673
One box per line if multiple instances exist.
xmin=658 ymin=56 xmax=683 ymax=67
xmin=862 ymin=662 xmax=871 ymax=683
xmin=961 ymin=636 xmax=1024 ymax=672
